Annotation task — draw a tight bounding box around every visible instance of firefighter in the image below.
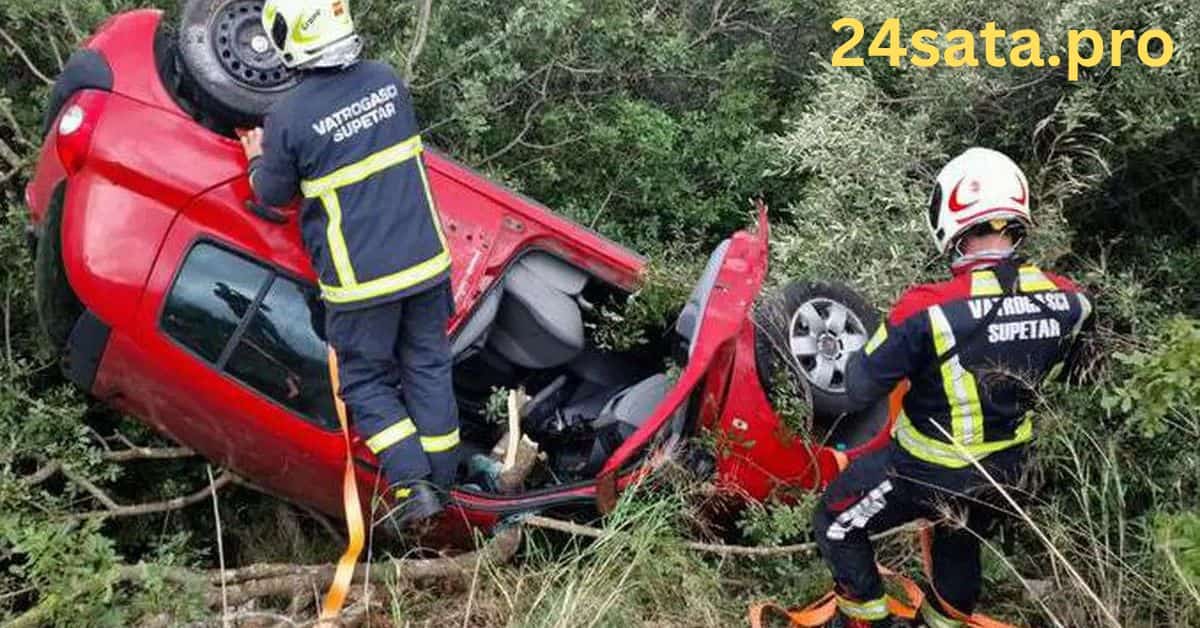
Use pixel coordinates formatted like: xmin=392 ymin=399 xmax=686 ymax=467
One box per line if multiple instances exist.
xmin=811 ymin=148 xmax=1093 ymax=627
xmin=240 ymin=0 xmax=459 ymax=527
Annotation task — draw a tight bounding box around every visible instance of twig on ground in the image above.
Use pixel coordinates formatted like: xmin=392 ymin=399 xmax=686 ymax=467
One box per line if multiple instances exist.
xmin=208 ymin=466 xmax=230 ymax=627
xmin=521 ymin=514 xmax=917 ymax=557
xmin=102 ymin=446 xmax=197 ymax=463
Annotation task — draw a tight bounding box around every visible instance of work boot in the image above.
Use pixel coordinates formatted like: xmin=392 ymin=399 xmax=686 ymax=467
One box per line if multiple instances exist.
xmin=379 ymin=481 xmax=445 ymax=532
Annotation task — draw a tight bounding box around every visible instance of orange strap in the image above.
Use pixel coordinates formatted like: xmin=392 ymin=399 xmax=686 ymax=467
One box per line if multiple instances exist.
xmin=319 ymin=349 xmax=366 ymax=621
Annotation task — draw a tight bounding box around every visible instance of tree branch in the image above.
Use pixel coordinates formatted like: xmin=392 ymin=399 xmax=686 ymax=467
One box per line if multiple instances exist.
xmin=403 ymin=0 xmax=434 ymax=83
xmin=102 ymin=446 xmax=196 ymax=463
xmin=0 ymin=27 xmax=55 ymax=85
xmin=68 ymin=471 xmax=235 ymax=520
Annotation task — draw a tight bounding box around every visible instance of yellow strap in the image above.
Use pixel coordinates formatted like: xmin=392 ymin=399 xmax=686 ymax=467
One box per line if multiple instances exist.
xmin=319 ymin=250 xmax=452 ymax=304
xmin=301 ymin=136 xmax=424 ymax=198
xmin=420 ymin=428 xmax=461 ymax=453
xmin=928 ymin=306 xmax=985 ymax=445
xmin=364 ymin=418 xmax=418 ymax=454
xmin=320 ymin=349 xmax=365 ymax=621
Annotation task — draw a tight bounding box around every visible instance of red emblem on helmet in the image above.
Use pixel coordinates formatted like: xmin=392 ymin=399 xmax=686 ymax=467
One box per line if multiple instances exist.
xmin=948 ymin=178 xmax=978 ymax=213
xmin=1011 ymin=176 xmax=1027 ymax=204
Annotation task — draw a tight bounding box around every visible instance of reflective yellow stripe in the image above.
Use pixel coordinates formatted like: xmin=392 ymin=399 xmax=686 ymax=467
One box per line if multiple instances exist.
xmin=1018 ymin=265 xmax=1057 ymax=293
xmin=420 ymin=428 xmax=461 ymax=453
xmin=921 ymin=602 xmax=968 ymax=628
xmin=865 ymin=323 xmax=888 ymax=355
xmin=395 ymin=487 xmax=412 ymax=499
xmin=300 ymin=135 xmax=451 ymax=304
xmin=300 ymin=136 xmax=424 ymax=198
xmin=970 ymin=270 xmax=1003 ymax=296
xmin=835 ymin=594 xmax=889 ymax=620
xmin=894 ymin=412 xmax=1032 ymax=469
xmin=320 ymin=192 xmax=358 ymax=287
xmin=365 ymin=419 xmax=417 ymax=453
xmin=319 ymin=250 xmax=452 ymax=304
xmin=928 ymin=306 xmax=985 ymax=445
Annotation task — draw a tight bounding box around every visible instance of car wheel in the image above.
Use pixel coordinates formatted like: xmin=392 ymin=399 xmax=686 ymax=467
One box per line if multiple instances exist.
xmin=754 ymin=280 xmax=880 ymax=422
xmin=177 ymin=0 xmax=298 ymax=128
xmin=34 ymin=187 xmax=84 ymax=352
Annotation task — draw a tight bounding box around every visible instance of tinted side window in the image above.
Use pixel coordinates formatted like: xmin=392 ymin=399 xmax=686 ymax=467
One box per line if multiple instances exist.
xmin=226 ymin=279 xmax=337 ymax=430
xmin=162 ymin=245 xmax=270 ymax=362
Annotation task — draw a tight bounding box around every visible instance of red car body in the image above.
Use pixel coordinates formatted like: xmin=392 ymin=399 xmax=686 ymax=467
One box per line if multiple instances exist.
xmin=26 ymin=9 xmax=893 ymax=535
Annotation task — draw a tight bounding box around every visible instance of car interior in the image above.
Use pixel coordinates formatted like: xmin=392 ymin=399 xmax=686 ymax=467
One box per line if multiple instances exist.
xmin=448 ymin=251 xmax=689 ymax=491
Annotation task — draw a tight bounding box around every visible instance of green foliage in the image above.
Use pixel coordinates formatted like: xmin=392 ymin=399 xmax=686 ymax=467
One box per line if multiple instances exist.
xmin=1158 ymin=511 xmax=1200 ymax=590
xmin=1104 ymin=318 xmax=1200 ymax=438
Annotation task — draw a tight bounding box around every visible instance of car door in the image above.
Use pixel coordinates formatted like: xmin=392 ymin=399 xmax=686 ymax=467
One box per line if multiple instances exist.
xmin=594 ymin=207 xmax=772 ymax=512
xmin=121 ymin=190 xmax=355 ymax=516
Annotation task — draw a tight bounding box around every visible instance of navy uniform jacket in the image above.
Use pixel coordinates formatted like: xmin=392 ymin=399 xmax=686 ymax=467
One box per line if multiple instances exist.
xmin=249 ymin=60 xmax=450 ymax=311
xmin=845 ymin=257 xmax=1092 ymax=468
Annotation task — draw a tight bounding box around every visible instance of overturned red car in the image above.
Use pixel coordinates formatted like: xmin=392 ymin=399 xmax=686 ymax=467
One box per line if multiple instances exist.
xmin=25 ymin=2 xmax=895 ymax=537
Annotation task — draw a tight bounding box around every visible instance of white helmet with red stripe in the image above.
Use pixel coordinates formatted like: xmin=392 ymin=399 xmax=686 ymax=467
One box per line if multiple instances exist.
xmin=928 ymin=147 xmax=1033 ymax=255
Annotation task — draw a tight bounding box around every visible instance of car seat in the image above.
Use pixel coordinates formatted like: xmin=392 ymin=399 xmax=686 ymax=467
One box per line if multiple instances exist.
xmin=487 ymin=253 xmax=588 ymax=370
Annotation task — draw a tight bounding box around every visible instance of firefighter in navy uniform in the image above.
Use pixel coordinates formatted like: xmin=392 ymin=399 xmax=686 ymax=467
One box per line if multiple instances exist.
xmin=240 ymin=0 xmax=459 ymax=527
xmin=811 ymin=148 xmax=1093 ymax=627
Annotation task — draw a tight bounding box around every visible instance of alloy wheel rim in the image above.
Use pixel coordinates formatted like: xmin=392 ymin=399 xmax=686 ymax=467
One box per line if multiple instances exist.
xmin=787 ymin=298 xmax=869 ymax=393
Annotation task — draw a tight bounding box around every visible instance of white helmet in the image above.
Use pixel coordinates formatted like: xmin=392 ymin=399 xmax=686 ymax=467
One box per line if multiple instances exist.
xmin=262 ymin=0 xmax=362 ymax=69
xmin=928 ymin=147 xmax=1033 ymax=255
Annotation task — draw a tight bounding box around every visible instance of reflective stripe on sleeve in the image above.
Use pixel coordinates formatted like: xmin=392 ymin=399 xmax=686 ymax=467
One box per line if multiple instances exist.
xmin=1071 ymin=293 xmax=1092 ymax=337
xmin=365 ymin=419 xmax=418 ymax=453
xmin=928 ymin=305 xmax=985 ymax=445
xmin=420 ymin=428 xmax=461 ymax=453
xmin=865 ymin=323 xmax=888 ymax=355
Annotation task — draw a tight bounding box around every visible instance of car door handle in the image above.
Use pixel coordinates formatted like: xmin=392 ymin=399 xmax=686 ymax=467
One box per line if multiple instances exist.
xmin=245 ymin=199 xmax=289 ymax=224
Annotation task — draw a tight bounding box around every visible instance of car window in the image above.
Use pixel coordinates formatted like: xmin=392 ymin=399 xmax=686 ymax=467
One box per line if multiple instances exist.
xmin=162 ymin=244 xmax=270 ymax=362
xmin=226 ymin=278 xmax=337 ymax=430
xmin=162 ymin=242 xmax=336 ymax=431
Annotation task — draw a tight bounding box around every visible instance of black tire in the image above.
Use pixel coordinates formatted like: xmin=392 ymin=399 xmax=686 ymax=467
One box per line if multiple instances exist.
xmin=754 ymin=281 xmax=888 ymax=448
xmin=34 ymin=187 xmax=84 ymax=352
xmin=176 ymin=0 xmax=298 ymax=128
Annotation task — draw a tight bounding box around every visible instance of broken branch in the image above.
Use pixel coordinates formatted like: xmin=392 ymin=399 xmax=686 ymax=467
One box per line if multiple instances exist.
xmin=69 ymin=471 xmax=235 ymax=520
xmin=521 ymin=514 xmax=919 ymax=557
